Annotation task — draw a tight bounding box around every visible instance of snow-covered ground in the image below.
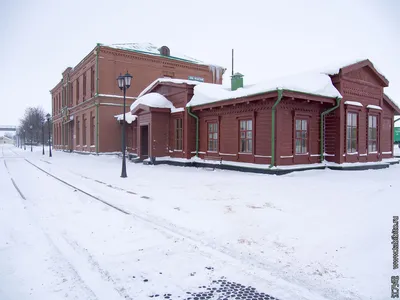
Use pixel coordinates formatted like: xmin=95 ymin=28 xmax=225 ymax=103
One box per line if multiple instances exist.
xmin=1 ymin=144 xmax=398 ymax=300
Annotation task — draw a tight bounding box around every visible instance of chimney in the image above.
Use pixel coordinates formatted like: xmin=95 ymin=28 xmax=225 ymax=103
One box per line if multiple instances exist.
xmin=231 ymin=72 xmax=244 ymax=91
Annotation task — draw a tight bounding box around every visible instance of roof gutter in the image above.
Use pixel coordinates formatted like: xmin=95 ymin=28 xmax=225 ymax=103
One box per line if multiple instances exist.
xmin=270 ymin=89 xmax=283 ymax=168
xmin=320 ymin=97 xmax=341 ymax=163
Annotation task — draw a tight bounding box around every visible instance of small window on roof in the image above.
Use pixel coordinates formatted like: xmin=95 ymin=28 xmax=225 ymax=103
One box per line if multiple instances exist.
xmin=160 ymin=46 xmax=170 ymax=56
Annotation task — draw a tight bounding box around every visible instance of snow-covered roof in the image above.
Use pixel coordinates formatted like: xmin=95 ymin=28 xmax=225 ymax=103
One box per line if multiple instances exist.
xmin=130 ymin=92 xmax=184 ymax=113
xmin=319 ymin=58 xmax=368 ymax=76
xmin=138 ymin=78 xmax=202 ymax=98
xmin=186 ymin=72 xmax=342 ymax=107
xmin=366 ymin=104 xmax=382 ymax=110
xmin=114 ymin=112 xmax=137 ymax=124
xmin=345 ymin=101 xmax=363 ymax=107
xmin=101 ymin=43 xmax=223 ymax=69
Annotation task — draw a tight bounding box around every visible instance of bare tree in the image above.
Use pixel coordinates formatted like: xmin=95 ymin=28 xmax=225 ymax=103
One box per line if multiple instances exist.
xmin=18 ymin=106 xmax=51 ymax=145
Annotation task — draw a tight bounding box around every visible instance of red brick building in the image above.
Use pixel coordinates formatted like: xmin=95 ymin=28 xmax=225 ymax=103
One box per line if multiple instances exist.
xmin=50 ymin=43 xmax=225 ymax=153
xmin=123 ymin=59 xmax=400 ymax=168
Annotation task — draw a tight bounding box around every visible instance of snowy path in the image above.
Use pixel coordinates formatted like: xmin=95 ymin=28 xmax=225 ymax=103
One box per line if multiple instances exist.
xmin=1 ymin=145 xmax=398 ymax=300
xmin=0 ymin=145 xmax=328 ymax=300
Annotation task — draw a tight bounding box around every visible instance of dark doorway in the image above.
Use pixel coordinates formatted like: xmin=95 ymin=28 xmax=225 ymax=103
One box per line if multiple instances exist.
xmin=140 ymin=125 xmax=149 ymax=159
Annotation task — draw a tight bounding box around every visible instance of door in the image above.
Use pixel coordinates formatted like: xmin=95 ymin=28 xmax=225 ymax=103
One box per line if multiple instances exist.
xmin=140 ymin=125 xmax=149 ymax=159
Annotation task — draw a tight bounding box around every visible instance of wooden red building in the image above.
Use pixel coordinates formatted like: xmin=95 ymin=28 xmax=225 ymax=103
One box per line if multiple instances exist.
xmin=122 ymin=59 xmax=400 ymax=169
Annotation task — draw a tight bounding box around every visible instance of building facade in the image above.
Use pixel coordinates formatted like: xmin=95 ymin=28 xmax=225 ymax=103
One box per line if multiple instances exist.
xmin=50 ymin=43 xmax=225 ymax=153
xmin=123 ymin=59 xmax=399 ymax=167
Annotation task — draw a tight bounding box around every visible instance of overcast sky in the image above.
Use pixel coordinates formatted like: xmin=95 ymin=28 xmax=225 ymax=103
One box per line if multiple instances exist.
xmin=0 ymin=0 xmax=399 ymax=132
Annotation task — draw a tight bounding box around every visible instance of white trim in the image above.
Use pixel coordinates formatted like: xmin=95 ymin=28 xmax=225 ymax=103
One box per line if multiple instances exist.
xmin=310 ymin=154 xmax=320 ymax=157
xmin=238 ymin=152 xmax=252 ymax=155
xmin=368 ymin=151 xmax=378 ymax=154
xmin=382 ymin=151 xmax=392 ymax=155
xmin=98 ymin=94 xmax=136 ymax=100
xmin=191 ymin=151 xmax=206 ymax=154
xmin=281 ymin=155 xmax=294 ymax=158
xmin=345 ymin=101 xmax=363 ymax=107
xmin=206 ymin=151 xmax=218 ymax=154
xmin=219 ymin=152 xmax=236 ymax=156
xmin=169 ymin=150 xmax=173 ymax=153
xmin=346 ymin=152 xmax=358 ymax=155
xmin=254 ymin=155 xmax=272 ymax=158
xmin=294 ymin=153 xmax=309 ymax=156
xmin=90 ymin=145 xmax=95 ymax=148
xmin=359 ymin=153 xmax=367 ymax=156
xmin=367 ymin=104 xmax=383 ymax=110
xmin=173 ymin=150 xmax=183 ymax=152
xmin=324 ymin=153 xmax=335 ymax=157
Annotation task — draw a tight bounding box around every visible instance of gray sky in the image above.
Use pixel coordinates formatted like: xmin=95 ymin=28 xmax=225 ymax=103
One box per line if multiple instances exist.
xmin=0 ymin=0 xmax=399 ymax=129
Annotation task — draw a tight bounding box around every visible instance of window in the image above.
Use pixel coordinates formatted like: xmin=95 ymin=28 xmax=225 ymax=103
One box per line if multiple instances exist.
xmin=174 ymin=118 xmax=183 ymax=150
xmin=76 ymin=117 xmax=80 ymax=145
xmin=91 ymin=67 xmax=95 ymax=96
xmin=208 ymin=123 xmax=218 ymax=152
xmin=90 ymin=115 xmax=95 ymax=145
xmin=346 ymin=112 xmax=358 ymax=153
xmin=239 ymin=120 xmax=252 ymax=153
xmin=295 ymin=119 xmax=308 ymax=154
xmin=82 ymin=115 xmax=87 ymax=145
xmin=83 ymin=73 xmax=87 ymax=99
xmin=76 ymin=79 xmax=80 ymax=103
xmin=368 ymin=115 xmax=378 ymax=153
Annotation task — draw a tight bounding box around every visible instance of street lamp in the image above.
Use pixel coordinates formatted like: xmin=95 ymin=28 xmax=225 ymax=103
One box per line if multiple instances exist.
xmin=46 ymin=113 xmax=52 ymax=157
xmin=42 ymin=119 xmax=45 ymax=155
xmin=29 ymin=125 xmax=33 ymax=152
xmin=117 ymin=72 xmax=133 ymax=178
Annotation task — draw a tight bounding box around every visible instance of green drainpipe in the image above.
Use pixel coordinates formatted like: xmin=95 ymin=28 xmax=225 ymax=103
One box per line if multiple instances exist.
xmin=270 ymin=89 xmax=283 ymax=168
xmin=320 ymin=97 xmax=341 ymax=163
xmin=187 ymin=107 xmax=199 ymax=156
xmin=95 ymin=43 xmax=100 ymax=154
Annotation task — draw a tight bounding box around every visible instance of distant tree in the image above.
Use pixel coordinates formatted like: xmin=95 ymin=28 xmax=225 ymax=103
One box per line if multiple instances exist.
xmin=18 ymin=106 xmax=51 ymax=145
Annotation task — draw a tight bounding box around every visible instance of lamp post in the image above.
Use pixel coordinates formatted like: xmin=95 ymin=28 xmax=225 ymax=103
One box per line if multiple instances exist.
xmin=29 ymin=125 xmax=33 ymax=152
xmin=117 ymin=72 xmax=133 ymax=178
xmin=42 ymin=120 xmax=45 ymax=155
xmin=46 ymin=113 xmax=52 ymax=157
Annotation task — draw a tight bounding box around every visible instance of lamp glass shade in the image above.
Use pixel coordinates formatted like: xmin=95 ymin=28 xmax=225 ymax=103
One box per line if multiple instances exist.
xmin=124 ymin=72 xmax=132 ymax=88
xmin=117 ymin=75 xmax=125 ymax=89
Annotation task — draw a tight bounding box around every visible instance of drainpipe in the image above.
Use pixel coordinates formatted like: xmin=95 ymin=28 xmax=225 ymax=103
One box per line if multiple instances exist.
xmin=187 ymin=106 xmax=199 ymax=156
xmin=269 ymin=89 xmax=283 ymax=168
xmin=95 ymin=43 xmax=100 ymax=155
xmin=320 ymin=97 xmax=341 ymax=163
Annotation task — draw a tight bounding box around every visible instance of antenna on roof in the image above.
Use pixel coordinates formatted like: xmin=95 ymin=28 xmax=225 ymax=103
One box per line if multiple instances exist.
xmin=232 ymin=49 xmax=234 ymax=76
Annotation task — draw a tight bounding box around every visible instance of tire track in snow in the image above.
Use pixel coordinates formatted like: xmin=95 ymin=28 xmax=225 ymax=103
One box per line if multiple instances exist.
xmin=22 ymin=158 xmax=331 ymax=300
xmin=4 ymin=159 xmax=26 ymax=200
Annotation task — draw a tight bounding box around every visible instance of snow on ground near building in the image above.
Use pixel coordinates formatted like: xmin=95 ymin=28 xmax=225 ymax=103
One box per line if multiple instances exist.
xmin=186 ymin=72 xmax=342 ymax=107
xmin=1 ymin=145 xmax=399 ymax=300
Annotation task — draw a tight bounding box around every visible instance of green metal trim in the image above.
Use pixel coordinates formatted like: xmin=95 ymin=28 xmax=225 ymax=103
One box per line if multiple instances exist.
xmin=95 ymin=43 xmax=100 ymax=96
xmin=96 ymin=102 xmax=99 ymax=155
xmin=270 ymin=89 xmax=283 ymax=168
xmin=320 ymin=97 xmax=341 ymax=163
xmin=187 ymin=107 xmax=199 ymax=156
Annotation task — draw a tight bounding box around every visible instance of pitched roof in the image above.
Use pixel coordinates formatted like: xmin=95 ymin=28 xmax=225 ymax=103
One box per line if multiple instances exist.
xmin=100 ymin=42 xmax=224 ymax=68
xmin=186 ymin=72 xmax=342 ymax=107
xmin=383 ymin=93 xmax=400 ymax=115
xmin=138 ymin=78 xmax=202 ymax=98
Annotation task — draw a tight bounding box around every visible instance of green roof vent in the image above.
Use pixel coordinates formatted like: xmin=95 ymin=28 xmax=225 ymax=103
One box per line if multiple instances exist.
xmin=231 ymin=72 xmax=244 ymax=91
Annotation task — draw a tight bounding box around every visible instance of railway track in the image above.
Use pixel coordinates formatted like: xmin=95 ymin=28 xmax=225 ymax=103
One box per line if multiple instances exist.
xmin=1 ymin=146 xmax=333 ymax=300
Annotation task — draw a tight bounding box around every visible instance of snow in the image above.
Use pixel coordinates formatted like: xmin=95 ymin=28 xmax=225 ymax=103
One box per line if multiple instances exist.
xmin=130 ymin=92 xmax=184 ymax=113
xmin=367 ymin=104 xmax=382 ymax=110
xmin=102 ymin=43 xmax=224 ymax=69
xmin=138 ymin=78 xmax=202 ymax=98
xmin=187 ymin=72 xmax=342 ymax=107
xmin=344 ymin=100 xmax=363 ymax=107
xmin=98 ymin=93 xmax=136 ymax=100
xmin=2 ymin=144 xmax=400 ymax=300
xmin=319 ymin=58 xmax=368 ymax=76
xmin=114 ymin=112 xmax=137 ymax=124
